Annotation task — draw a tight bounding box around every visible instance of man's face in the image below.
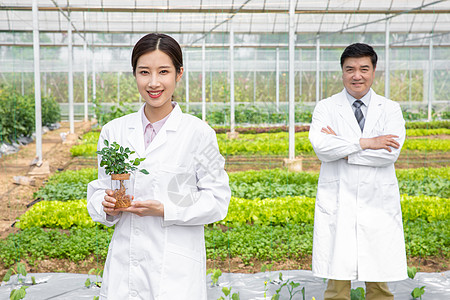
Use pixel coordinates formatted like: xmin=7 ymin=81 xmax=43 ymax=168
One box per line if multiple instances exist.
xmin=342 ymin=56 xmax=376 ymax=100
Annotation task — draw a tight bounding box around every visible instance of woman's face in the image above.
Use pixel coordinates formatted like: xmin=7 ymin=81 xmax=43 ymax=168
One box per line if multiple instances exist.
xmin=135 ymin=50 xmax=183 ymax=111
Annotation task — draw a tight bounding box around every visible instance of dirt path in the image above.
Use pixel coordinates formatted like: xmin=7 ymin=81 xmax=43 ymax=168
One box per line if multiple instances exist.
xmin=0 ymin=121 xmax=92 ymax=239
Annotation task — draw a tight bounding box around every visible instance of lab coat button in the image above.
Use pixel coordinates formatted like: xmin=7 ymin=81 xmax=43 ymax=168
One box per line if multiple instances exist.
xmin=134 ymin=229 xmax=139 ymax=235
xmin=132 ymin=260 xmax=139 ymax=266
xmin=130 ymin=291 xmax=137 ymax=297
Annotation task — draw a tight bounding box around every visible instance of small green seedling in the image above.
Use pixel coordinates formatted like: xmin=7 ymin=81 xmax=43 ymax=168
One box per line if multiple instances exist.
xmin=218 ymin=287 xmax=240 ymax=300
xmin=86 ymin=268 xmax=103 ymax=288
xmin=207 ymin=268 xmax=222 ymax=286
xmin=408 ymin=266 xmax=418 ymax=279
xmin=9 ymin=286 xmax=29 ymax=300
xmin=411 ymin=286 xmax=425 ymax=299
xmin=350 ymin=287 xmax=365 ymax=300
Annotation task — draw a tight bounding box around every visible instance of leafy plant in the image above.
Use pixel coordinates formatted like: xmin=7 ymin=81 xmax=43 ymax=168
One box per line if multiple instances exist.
xmin=96 ymin=140 xmax=148 ymax=175
xmin=350 ymin=287 xmax=365 ymax=300
xmin=218 ymin=286 xmax=240 ymax=300
xmin=2 ymin=262 xmax=36 ymax=300
xmin=207 ymin=268 xmax=222 ymax=286
xmin=85 ymin=267 xmax=103 ymax=288
xmin=271 ymin=272 xmax=305 ymax=300
xmin=9 ymin=286 xmax=29 ymax=300
xmin=407 ymin=266 xmax=418 ymax=279
xmin=411 ymin=286 xmax=425 ymax=299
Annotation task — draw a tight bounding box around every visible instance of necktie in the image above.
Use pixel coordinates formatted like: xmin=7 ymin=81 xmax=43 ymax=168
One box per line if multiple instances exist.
xmin=353 ymin=100 xmax=365 ymax=132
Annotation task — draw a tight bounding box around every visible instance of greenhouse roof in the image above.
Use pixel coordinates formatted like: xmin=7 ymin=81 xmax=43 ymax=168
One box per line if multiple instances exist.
xmin=0 ymin=0 xmax=449 ymax=47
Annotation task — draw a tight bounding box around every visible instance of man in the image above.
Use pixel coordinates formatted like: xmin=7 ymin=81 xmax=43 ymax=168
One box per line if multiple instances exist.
xmin=309 ymin=43 xmax=407 ymax=299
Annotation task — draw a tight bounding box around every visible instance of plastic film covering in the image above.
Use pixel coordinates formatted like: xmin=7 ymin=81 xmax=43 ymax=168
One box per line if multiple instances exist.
xmin=0 ymin=270 xmax=449 ymax=299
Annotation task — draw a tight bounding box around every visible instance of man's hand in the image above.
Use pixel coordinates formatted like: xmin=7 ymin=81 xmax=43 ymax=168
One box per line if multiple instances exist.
xmin=116 ymin=200 xmax=164 ymax=217
xmin=321 ymin=126 xmax=337 ymax=136
xmin=360 ymin=135 xmax=400 ymax=152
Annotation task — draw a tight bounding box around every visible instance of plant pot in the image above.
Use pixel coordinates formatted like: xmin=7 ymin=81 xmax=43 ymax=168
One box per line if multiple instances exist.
xmin=111 ymin=173 xmax=133 ymax=208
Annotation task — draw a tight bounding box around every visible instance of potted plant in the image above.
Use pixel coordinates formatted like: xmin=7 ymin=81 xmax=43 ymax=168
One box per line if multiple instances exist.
xmin=96 ymin=140 xmax=149 ymax=208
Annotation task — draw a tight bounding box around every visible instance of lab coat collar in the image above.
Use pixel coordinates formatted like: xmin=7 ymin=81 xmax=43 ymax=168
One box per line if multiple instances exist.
xmin=336 ymin=89 xmax=363 ymax=136
xmin=363 ymin=90 xmax=384 ymax=136
xmin=336 ymin=89 xmax=384 ymax=137
xmin=127 ymin=103 xmax=183 ymax=157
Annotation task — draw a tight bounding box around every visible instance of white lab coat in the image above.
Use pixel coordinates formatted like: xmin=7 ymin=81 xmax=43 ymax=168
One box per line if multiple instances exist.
xmin=308 ymin=89 xmax=408 ymax=282
xmin=87 ymin=103 xmax=231 ymax=300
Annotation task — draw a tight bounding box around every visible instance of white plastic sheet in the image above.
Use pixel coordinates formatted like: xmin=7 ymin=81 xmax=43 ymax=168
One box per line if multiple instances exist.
xmin=1 ymin=270 xmax=449 ymax=300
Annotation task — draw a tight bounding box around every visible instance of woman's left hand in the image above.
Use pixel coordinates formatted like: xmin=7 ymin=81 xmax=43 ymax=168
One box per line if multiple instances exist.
xmin=117 ymin=200 xmax=164 ymax=217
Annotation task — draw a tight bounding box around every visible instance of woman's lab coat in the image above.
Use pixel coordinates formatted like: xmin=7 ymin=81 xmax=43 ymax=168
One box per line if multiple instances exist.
xmin=87 ymin=103 xmax=231 ymax=299
xmin=308 ymin=89 xmax=408 ymax=282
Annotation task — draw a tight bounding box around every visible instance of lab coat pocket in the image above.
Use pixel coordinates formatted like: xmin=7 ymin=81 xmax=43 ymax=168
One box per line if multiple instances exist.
xmin=381 ymin=182 xmax=401 ymax=213
xmin=159 ymin=164 xmax=199 ymax=208
xmin=159 ymin=243 xmax=204 ymax=299
xmin=316 ymin=179 xmax=339 ymax=215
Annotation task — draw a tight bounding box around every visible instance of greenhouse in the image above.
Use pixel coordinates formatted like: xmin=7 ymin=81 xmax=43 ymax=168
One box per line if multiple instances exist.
xmin=0 ymin=1 xmax=449 ymax=299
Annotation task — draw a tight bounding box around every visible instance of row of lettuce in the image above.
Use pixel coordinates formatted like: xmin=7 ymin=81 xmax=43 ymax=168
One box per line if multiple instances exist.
xmin=70 ymin=128 xmax=450 ymax=157
xmin=0 ymin=167 xmax=448 ymax=268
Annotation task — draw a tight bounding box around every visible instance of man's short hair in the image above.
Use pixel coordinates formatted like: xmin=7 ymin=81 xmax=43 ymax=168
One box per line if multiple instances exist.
xmin=340 ymin=43 xmax=378 ymax=69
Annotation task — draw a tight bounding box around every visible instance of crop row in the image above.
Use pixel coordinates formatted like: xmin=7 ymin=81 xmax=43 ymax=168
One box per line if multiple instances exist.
xmin=17 ymin=194 xmax=449 ymax=230
xmin=70 ymin=130 xmax=450 ymax=157
xmin=33 ymin=167 xmax=449 ymax=202
xmin=1 ymin=219 xmax=448 ymax=269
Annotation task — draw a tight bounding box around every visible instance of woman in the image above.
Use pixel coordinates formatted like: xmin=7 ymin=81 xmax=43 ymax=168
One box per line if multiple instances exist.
xmin=87 ymin=33 xmax=231 ymax=300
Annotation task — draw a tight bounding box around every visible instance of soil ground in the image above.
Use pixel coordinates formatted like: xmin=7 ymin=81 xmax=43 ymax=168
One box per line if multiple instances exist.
xmin=0 ymin=123 xmax=448 ymax=277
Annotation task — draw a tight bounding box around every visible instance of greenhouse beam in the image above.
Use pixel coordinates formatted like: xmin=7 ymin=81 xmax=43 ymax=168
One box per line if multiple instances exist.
xmin=202 ymin=39 xmax=206 ymax=122
xmin=288 ymin=0 xmax=295 ymax=160
xmin=67 ymin=12 xmax=74 ymax=134
xmin=385 ymin=18 xmax=390 ymax=99
xmin=32 ymin=0 xmax=42 ymax=164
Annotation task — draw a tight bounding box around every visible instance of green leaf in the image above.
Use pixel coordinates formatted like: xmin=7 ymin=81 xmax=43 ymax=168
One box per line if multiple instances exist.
xmin=3 ymin=268 xmax=13 ymax=282
xmin=350 ymin=287 xmax=365 ymax=300
xmin=231 ymin=292 xmax=240 ymax=300
xmin=271 ymin=294 xmax=280 ymax=300
xmin=408 ymin=266 xmax=418 ymax=279
xmin=31 ymin=276 xmax=36 ymax=285
xmin=104 ymin=140 xmax=109 ymax=146
xmin=140 ymin=169 xmax=149 ymax=175
xmin=222 ymin=287 xmax=231 ymax=296
xmin=85 ymin=278 xmax=91 ymax=287
xmin=411 ymin=286 xmax=425 ymax=299
xmin=17 ymin=262 xmax=27 ymax=277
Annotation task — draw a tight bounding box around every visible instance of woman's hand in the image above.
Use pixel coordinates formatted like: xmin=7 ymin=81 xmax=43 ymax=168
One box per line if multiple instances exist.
xmin=102 ymin=189 xmax=120 ymax=216
xmin=117 ymin=200 xmax=165 ymax=217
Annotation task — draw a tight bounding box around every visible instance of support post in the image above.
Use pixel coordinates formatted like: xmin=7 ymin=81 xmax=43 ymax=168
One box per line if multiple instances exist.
xmin=117 ymin=72 xmax=121 ymax=103
xmin=67 ymin=12 xmax=74 ymax=134
xmin=185 ymin=51 xmax=189 ymax=112
xmin=276 ymin=47 xmax=280 ymax=112
xmin=428 ymin=35 xmax=433 ymax=122
xmin=385 ymin=18 xmax=390 ymax=98
xmin=288 ymin=0 xmax=295 ymax=160
xmin=230 ymin=23 xmax=236 ymax=134
xmin=83 ymin=39 xmax=88 ymax=122
xmin=316 ymin=35 xmax=320 ymax=103
xmin=32 ymin=0 xmax=42 ymax=165
xmin=202 ymin=39 xmax=206 ymax=121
